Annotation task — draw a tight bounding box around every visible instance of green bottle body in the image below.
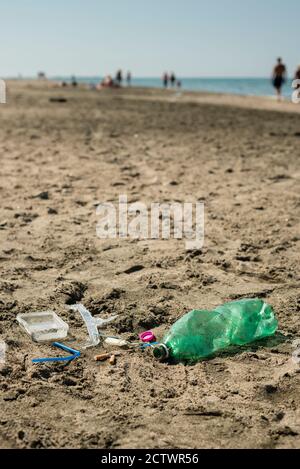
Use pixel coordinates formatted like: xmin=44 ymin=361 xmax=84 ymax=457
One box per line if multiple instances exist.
xmin=157 ymin=299 xmax=278 ymax=362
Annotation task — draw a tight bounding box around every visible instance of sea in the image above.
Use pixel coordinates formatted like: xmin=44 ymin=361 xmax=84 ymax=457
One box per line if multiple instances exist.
xmin=52 ymin=76 xmax=294 ymax=99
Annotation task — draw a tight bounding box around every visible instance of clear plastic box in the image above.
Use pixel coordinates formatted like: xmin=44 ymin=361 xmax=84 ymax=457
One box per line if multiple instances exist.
xmin=17 ymin=311 xmax=69 ymax=342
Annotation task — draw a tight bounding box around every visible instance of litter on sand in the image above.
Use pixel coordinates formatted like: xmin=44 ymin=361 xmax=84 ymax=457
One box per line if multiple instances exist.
xmin=109 ymin=354 xmax=116 ymax=365
xmin=139 ymin=330 xmax=156 ymax=343
xmin=103 ymin=337 xmax=129 ymax=349
xmin=17 ymin=311 xmax=69 ymax=342
xmin=94 ymin=351 xmax=121 ymax=362
xmin=32 ymin=342 xmax=80 ymax=364
xmin=15 ymin=298 xmax=278 ymax=368
xmin=68 ymin=303 xmax=118 ymax=349
xmin=153 ymin=298 xmax=278 ymax=363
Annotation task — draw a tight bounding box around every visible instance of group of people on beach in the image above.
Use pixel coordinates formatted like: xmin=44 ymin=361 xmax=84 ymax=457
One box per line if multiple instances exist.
xmin=100 ymin=70 xmax=132 ymax=89
xmin=272 ymin=58 xmax=300 ymax=100
xmin=55 ymin=60 xmax=300 ymax=100
xmin=162 ymin=72 xmax=181 ymax=89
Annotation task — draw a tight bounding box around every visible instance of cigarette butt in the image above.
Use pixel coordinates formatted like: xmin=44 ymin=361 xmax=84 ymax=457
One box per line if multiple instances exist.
xmin=94 ymin=353 xmax=111 ymax=362
xmin=109 ymin=354 xmax=116 ymax=365
xmin=94 ymin=351 xmax=122 ymax=362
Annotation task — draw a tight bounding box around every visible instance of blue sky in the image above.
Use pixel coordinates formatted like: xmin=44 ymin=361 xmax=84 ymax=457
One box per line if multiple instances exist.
xmin=1 ymin=0 xmax=299 ymax=77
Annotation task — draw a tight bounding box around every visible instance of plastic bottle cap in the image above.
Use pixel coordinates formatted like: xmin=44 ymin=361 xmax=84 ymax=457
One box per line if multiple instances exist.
xmin=139 ymin=331 xmax=156 ymax=343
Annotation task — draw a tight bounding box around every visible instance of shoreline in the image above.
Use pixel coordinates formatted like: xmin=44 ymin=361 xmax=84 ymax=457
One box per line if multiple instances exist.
xmin=5 ymin=79 xmax=300 ymax=115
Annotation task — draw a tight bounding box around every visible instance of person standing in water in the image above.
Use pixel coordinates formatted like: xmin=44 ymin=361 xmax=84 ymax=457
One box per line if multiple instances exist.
xmin=126 ymin=71 xmax=132 ymax=87
xmin=272 ymin=58 xmax=287 ymax=101
xmin=162 ymin=72 xmax=169 ymax=88
xmin=71 ymin=75 xmax=78 ymax=87
xmin=170 ymin=72 xmax=176 ymax=87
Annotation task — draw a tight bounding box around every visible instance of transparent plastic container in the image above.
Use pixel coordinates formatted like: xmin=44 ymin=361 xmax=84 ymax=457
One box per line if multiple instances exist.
xmin=17 ymin=311 xmax=69 ymax=342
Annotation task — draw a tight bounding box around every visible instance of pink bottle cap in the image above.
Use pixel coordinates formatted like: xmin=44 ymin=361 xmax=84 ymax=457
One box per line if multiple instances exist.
xmin=139 ymin=330 xmax=156 ymax=343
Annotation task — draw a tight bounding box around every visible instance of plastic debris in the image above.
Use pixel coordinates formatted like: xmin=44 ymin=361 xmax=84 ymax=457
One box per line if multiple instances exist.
xmin=0 ymin=339 xmax=6 ymax=366
xmin=153 ymin=298 xmax=278 ymax=363
xmin=139 ymin=330 xmax=156 ymax=343
xmin=32 ymin=342 xmax=80 ymax=364
xmin=140 ymin=341 xmax=159 ymax=349
xmin=68 ymin=304 xmax=118 ymax=349
xmin=104 ymin=337 xmax=129 ymax=349
xmin=17 ymin=311 xmax=69 ymax=342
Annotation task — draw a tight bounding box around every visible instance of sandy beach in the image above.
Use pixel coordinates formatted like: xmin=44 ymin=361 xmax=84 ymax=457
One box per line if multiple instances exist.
xmin=0 ymin=81 xmax=300 ymax=449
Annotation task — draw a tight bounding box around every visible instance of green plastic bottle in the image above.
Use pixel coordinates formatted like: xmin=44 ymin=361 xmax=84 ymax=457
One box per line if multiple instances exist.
xmin=153 ymin=298 xmax=278 ymax=362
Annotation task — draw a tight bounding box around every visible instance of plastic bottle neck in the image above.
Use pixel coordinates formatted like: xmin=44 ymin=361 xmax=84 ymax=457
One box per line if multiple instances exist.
xmin=153 ymin=344 xmax=170 ymax=361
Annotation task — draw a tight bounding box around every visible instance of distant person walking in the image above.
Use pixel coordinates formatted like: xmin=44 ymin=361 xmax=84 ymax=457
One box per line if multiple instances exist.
xmin=170 ymin=72 xmax=176 ymax=87
xmin=162 ymin=72 xmax=169 ymax=88
xmin=126 ymin=71 xmax=132 ymax=87
xmin=272 ymin=58 xmax=287 ymax=101
xmin=71 ymin=75 xmax=78 ymax=87
xmin=116 ymin=69 xmax=123 ymax=86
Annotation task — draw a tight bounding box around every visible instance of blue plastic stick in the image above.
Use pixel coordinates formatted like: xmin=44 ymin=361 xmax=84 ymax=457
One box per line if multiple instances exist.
xmin=32 ymin=342 xmax=81 ymax=364
xmin=140 ymin=342 xmax=160 ymax=349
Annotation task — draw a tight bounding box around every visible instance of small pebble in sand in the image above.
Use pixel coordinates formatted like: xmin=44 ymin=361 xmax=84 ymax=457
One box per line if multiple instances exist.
xmin=47 ymin=207 xmax=58 ymax=215
xmin=33 ymin=191 xmax=49 ymax=200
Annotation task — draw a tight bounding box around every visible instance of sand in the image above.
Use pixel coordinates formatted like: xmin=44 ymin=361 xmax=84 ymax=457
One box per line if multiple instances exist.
xmin=0 ymin=81 xmax=300 ymax=449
